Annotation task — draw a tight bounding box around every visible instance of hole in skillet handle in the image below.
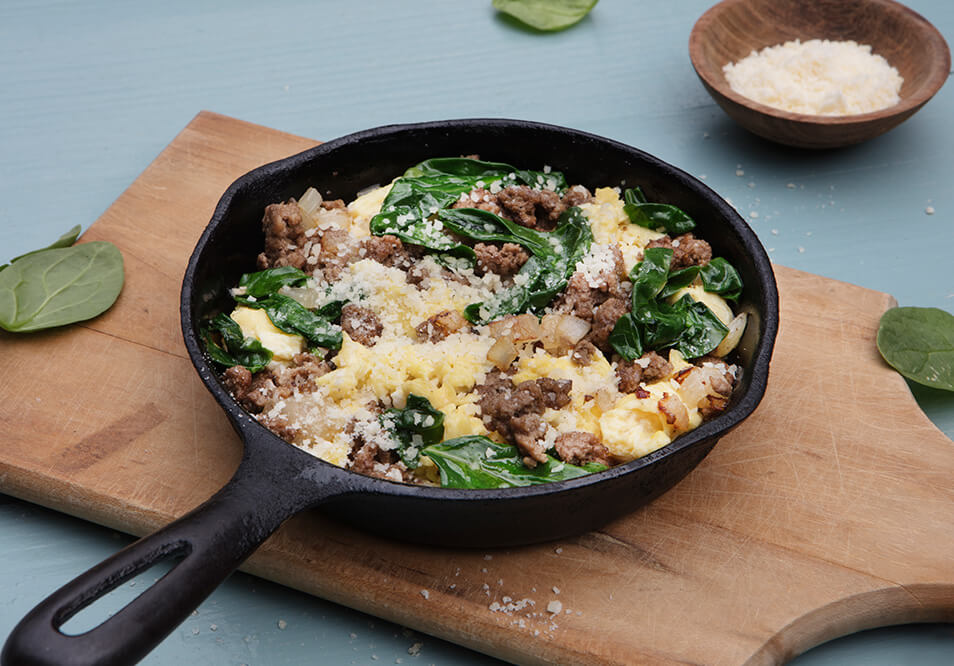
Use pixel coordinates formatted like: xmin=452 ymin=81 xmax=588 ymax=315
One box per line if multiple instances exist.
xmin=57 ymin=545 xmax=188 ymax=637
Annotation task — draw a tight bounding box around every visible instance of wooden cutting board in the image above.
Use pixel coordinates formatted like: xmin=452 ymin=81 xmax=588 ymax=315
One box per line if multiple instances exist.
xmin=2 ymin=111 xmax=952 ymax=665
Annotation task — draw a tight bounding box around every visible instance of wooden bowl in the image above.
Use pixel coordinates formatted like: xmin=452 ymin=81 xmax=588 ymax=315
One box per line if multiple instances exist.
xmin=689 ymin=0 xmax=950 ymax=149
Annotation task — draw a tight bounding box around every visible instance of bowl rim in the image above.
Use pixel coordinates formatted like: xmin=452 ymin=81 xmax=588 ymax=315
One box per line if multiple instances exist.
xmin=181 ymin=117 xmax=780 ymax=502
xmin=688 ymin=0 xmax=952 ymax=127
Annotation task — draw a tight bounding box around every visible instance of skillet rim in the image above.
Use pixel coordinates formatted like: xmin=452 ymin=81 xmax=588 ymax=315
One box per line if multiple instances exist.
xmin=180 ymin=117 xmax=779 ymax=503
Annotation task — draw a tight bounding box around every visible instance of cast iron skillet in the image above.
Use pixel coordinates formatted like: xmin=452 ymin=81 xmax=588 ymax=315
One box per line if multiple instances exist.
xmin=3 ymin=119 xmax=778 ymax=666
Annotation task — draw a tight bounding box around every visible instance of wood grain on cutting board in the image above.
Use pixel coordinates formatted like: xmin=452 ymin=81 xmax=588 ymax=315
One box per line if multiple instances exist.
xmin=1 ymin=111 xmax=951 ymax=665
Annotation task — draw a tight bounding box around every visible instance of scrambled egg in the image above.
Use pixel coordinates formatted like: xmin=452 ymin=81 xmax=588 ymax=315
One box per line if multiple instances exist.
xmin=580 ymin=187 xmax=664 ymax=273
xmin=316 ymin=331 xmax=492 ymax=441
xmin=230 ymin=306 xmax=303 ymax=361
xmin=347 ymin=183 xmax=393 ymax=237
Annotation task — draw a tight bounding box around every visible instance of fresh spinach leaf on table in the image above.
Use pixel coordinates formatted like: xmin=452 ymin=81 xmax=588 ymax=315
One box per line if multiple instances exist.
xmin=0 ymin=229 xmax=124 ymax=333
xmin=423 ymin=435 xmax=606 ymax=488
xmin=493 ymin=0 xmax=598 ymax=32
xmin=877 ymin=306 xmax=954 ymax=392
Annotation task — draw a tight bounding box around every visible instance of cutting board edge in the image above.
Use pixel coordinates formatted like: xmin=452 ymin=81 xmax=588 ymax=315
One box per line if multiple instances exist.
xmin=769 ymin=263 xmax=952 ymax=445
xmin=748 ymin=584 xmax=954 ymax=665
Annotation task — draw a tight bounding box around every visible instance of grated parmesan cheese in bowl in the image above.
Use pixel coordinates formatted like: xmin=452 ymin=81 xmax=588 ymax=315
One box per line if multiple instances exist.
xmin=723 ymin=39 xmax=903 ymax=116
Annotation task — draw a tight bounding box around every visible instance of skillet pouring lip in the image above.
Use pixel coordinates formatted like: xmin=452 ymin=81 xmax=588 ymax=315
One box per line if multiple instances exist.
xmin=180 ymin=118 xmax=778 ymax=507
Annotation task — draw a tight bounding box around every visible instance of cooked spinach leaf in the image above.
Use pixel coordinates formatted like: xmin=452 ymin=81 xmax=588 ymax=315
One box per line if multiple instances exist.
xmin=610 ymin=247 xmax=728 ymax=360
xmin=202 ymin=313 xmax=273 ymax=373
xmin=699 ymin=258 xmax=743 ymax=300
xmin=438 ymin=206 xmax=557 ymax=258
xmin=607 ymin=313 xmax=643 ymax=360
xmin=228 ymin=267 xmax=343 ymax=351
xmin=238 ymin=266 xmax=308 ymax=298
xmin=315 ymin=299 xmax=345 ymax=321
xmin=368 ymin=157 xmax=565 ymax=256
xmin=493 ymin=0 xmax=598 ymax=32
xmin=657 ymin=265 xmax=700 ymax=300
xmin=623 ymin=187 xmax=695 ymax=235
xmin=0 ymin=240 xmax=124 ymax=332
xmin=235 ymin=293 xmax=342 ymax=351
xmin=657 ymin=259 xmax=744 ymax=302
xmin=381 ymin=394 xmax=446 ymax=469
xmin=405 ymin=157 xmax=567 ymax=193
xmin=669 ymin=296 xmax=730 ymax=358
xmin=423 ymin=435 xmax=605 ymax=489
xmin=630 ymin=247 xmax=673 ymax=305
xmin=877 ymin=306 xmax=954 ymax=392
xmin=455 ymin=206 xmax=593 ymax=324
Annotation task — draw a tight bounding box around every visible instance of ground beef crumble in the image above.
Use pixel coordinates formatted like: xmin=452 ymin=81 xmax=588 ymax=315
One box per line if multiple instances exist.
xmin=222 ymin=352 xmax=331 ymax=415
xmin=473 ymin=242 xmax=529 ymax=277
xmin=617 ymin=351 xmax=673 ymax=394
xmin=497 ymin=185 xmax=565 ymax=231
xmin=554 ymin=431 xmax=613 ymax=467
xmin=340 ymin=303 xmax=383 ymax=346
xmin=475 ymin=371 xmax=572 ymax=467
xmin=453 ymin=183 xmax=593 ymax=233
xmin=320 ymin=228 xmax=367 ymax=280
xmin=453 ymin=187 xmax=504 ymax=216
xmin=646 ymin=233 xmax=712 ymax=270
xmin=697 ymin=357 xmax=737 ymax=418
xmin=257 ymin=201 xmax=309 ymax=272
xmin=349 ymin=440 xmax=408 ymax=482
xmin=555 ymin=245 xmax=631 ymax=356
xmin=362 ymin=233 xmax=424 ymax=271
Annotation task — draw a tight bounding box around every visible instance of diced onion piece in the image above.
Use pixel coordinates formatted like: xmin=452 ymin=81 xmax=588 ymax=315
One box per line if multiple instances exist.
xmin=487 ymin=337 xmax=519 ymax=371
xmin=675 ymin=367 xmax=709 ymax=407
xmin=713 ymin=313 xmax=747 ymax=357
xmin=595 ymin=388 xmax=617 ymax=412
xmin=488 ymin=313 xmax=541 ymax=343
xmin=298 ymin=187 xmax=323 ymax=226
xmin=658 ymin=392 xmax=690 ymax=432
xmin=315 ymin=206 xmax=350 ymax=230
xmin=539 ymin=313 xmax=591 ymax=355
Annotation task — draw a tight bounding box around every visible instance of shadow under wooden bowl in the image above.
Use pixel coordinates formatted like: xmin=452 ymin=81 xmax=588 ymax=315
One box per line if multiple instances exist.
xmin=689 ymin=0 xmax=950 ymax=149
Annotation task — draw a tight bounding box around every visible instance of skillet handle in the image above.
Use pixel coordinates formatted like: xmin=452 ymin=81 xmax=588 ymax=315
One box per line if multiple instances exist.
xmin=1 ymin=445 xmax=344 ymax=666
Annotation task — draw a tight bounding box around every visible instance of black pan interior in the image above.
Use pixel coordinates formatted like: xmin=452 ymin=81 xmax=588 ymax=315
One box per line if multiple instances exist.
xmin=181 ymin=119 xmax=779 ymax=547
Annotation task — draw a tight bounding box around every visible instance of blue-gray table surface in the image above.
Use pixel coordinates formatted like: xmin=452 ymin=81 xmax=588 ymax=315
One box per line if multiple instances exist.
xmin=2 ymin=1 xmax=952 ymax=663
